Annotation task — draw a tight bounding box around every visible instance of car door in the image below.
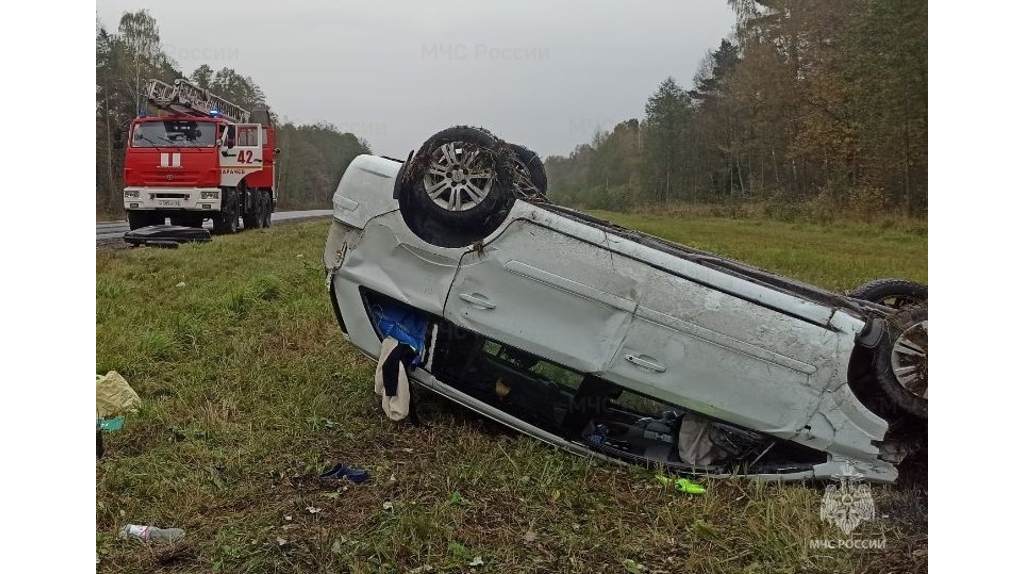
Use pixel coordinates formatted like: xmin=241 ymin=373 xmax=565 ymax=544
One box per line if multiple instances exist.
xmin=443 ymin=217 xmax=647 ymax=375
xmin=606 ymin=262 xmax=840 ymax=437
xmin=219 ymin=124 xmax=264 ymax=187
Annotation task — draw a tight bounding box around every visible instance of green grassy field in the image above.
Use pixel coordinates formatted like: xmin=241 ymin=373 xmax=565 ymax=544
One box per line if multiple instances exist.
xmin=96 ymin=217 xmax=927 ymax=573
xmin=589 ymin=211 xmax=927 ymax=291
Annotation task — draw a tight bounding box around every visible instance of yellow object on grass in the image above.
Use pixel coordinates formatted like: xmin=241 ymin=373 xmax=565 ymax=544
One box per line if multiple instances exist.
xmin=96 ymin=371 xmax=141 ymax=419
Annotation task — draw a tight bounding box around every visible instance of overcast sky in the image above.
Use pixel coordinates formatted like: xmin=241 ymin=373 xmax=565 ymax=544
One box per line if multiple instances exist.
xmin=96 ymin=0 xmax=735 ymax=158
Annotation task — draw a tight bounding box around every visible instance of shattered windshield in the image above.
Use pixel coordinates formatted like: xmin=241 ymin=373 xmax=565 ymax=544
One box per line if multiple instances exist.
xmin=131 ymin=120 xmax=216 ymax=148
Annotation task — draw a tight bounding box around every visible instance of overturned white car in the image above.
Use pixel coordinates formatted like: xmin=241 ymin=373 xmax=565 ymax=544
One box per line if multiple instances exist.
xmin=324 ymin=127 xmax=927 ymax=483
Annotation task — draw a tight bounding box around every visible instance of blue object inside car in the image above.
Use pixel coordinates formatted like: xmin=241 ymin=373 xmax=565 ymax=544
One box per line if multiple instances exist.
xmin=371 ymin=300 xmax=428 ymax=365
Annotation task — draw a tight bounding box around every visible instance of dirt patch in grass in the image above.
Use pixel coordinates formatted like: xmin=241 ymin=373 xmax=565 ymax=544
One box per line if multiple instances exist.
xmin=97 ymin=219 xmax=926 ymax=573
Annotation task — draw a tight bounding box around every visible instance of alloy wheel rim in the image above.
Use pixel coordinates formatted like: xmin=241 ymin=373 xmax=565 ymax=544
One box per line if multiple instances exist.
xmin=422 ymin=142 xmax=495 ymax=212
xmin=890 ymin=319 xmax=928 ymax=399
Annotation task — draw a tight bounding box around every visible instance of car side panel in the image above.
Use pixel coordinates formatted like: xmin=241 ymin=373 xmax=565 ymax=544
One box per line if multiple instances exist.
xmin=509 ymin=206 xmax=890 ymax=448
xmin=444 ymin=219 xmax=647 ymax=374
xmin=607 ymin=270 xmax=844 ymax=436
xmin=331 ymin=211 xmax=465 ymax=358
xmin=608 ymin=314 xmax=818 ymax=436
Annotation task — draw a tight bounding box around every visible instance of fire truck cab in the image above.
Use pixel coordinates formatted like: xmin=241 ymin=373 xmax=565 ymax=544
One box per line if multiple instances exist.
xmin=123 ymin=79 xmax=277 ymax=234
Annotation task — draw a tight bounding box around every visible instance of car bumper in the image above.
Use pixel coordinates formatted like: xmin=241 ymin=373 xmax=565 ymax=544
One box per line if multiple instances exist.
xmin=123 ymin=187 xmax=222 ymax=211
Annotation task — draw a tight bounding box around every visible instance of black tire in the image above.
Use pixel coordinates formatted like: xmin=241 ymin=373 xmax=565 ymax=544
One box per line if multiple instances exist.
xmin=509 ymin=143 xmax=547 ymax=196
xmin=247 ymin=188 xmax=267 ymax=230
xmin=873 ymin=305 xmax=928 ymax=418
xmin=258 ymin=192 xmax=271 ymax=228
xmin=127 ymin=211 xmax=161 ymax=230
xmin=848 ymin=278 xmax=927 ymax=309
xmin=262 ymin=194 xmax=273 ymax=228
xmin=242 ymin=186 xmax=259 ymax=230
xmin=252 ymin=201 xmax=264 ymax=229
xmin=399 ymin=126 xmax=514 ymax=232
xmin=212 ymin=190 xmax=240 ymax=235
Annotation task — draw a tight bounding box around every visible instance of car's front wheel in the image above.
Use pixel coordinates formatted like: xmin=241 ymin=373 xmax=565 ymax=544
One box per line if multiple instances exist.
xmin=398 ymin=126 xmax=515 ymax=246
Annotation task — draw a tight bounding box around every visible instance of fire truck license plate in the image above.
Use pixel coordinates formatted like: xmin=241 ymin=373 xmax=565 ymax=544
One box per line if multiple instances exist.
xmin=158 ymin=200 xmax=181 ymax=207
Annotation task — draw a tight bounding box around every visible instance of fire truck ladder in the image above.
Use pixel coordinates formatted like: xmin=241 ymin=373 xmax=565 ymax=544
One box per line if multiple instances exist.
xmin=145 ymin=78 xmax=251 ymax=123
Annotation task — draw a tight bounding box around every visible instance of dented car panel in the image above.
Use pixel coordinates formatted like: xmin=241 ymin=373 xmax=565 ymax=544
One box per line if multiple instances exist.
xmin=446 ymin=219 xmax=641 ymax=375
xmin=325 ymin=154 xmax=901 ymax=483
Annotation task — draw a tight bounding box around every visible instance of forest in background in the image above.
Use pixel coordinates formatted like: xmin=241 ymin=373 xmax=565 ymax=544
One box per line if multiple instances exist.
xmin=95 ymin=10 xmax=369 ymax=217
xmin=98 ymin=2 xmax=927 ymax=221
xmin=545 ymin=0 xmax=927 ymax=219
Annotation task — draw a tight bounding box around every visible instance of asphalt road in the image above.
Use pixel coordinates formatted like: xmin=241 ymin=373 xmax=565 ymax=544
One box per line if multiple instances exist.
xmin=96 ymin=209 xmax=333 ymax=241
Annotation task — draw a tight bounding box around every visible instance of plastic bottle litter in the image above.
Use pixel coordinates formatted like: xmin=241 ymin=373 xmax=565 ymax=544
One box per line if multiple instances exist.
xmin=119 ymin=524 xmax=185 ymax=543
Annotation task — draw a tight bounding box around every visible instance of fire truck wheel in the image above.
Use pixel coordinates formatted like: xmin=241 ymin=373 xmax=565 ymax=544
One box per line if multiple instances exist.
xmin=261 ymin=193 xmax=273 ymax=228
xmin=253 ymin=193 xmax=267 ymax=229
xmin=213 ymin=200 xmax=240 ymax=234
xmin=226 ymin=210 xmax=240 ymax=234
xmin=243 ymin=191 xmax=260 ymax=230
xmin=243 ymin=211 xmax=258 ymax=230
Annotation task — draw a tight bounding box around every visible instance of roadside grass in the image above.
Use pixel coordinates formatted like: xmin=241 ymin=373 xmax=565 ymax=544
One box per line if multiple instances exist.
xmin=588 ymin=211 xmax=927 ymax=292
xmin=96 ymin=218 xmax=926 ymax=573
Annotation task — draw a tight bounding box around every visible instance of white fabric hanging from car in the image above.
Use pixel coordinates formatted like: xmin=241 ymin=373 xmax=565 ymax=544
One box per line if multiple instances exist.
xmin=374 ymin=337 xmax=413 ymax=421
xmin=677 ymin=413 xmax=727 ymax=466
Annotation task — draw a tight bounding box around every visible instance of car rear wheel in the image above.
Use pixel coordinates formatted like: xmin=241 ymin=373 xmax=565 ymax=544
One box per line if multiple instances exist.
xmin=398 ymin=126 xmax=514 ymax=243
xmin=873 ymin=305 xmax=928 ymax=418
xmin=848 ymin=278 xmax=927 ymax=308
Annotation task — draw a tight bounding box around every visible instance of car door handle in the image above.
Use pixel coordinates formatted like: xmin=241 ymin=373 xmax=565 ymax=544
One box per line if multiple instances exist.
xmin=625 ymin=354 xmax=666 ymax=373
xmin=459 ymin=293 xmax=495 ymax=310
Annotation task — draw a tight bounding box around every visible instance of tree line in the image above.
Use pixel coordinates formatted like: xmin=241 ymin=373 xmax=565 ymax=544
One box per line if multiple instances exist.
xmin=96 ymin=10 xmax=370 ymax=217
xmin=545 ymin=0 xmax=927 ymax=218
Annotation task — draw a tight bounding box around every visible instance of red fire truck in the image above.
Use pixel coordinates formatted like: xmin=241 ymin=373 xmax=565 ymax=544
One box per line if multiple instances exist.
xmin=123 ymin=78 xmax=277 ymax=233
